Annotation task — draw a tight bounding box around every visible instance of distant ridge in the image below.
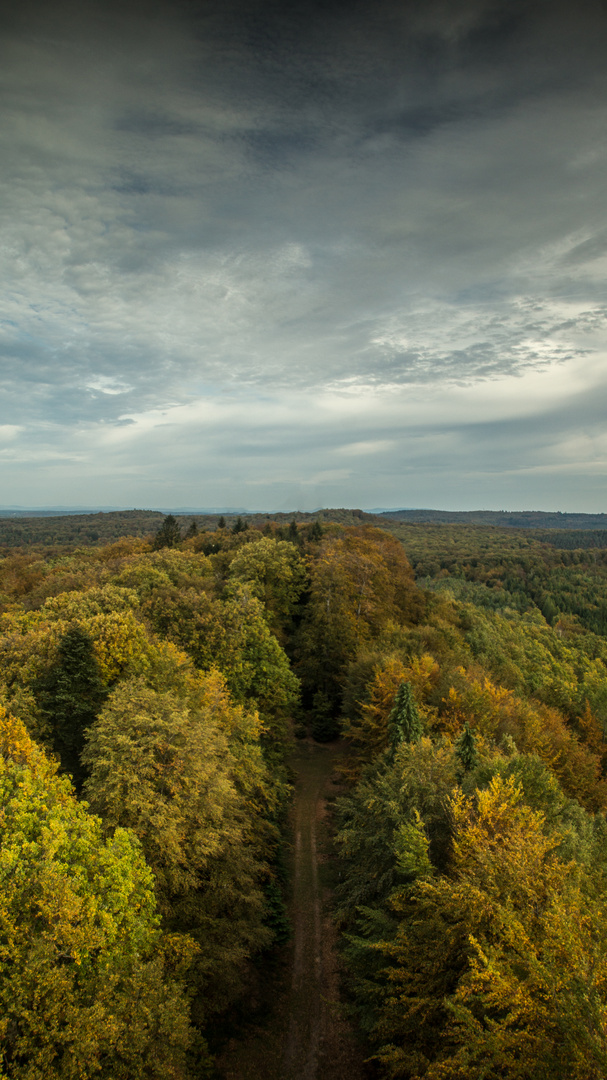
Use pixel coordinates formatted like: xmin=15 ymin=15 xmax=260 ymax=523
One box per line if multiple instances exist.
xmin=377 ymin=509 xmax=607 ymax=530
xmin=1 ymin=506 xmax=607 ymax=548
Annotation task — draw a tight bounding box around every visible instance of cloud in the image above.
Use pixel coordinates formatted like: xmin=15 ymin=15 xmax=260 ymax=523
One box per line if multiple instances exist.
xmin=1 ymin=0 xmax=607 ymax=508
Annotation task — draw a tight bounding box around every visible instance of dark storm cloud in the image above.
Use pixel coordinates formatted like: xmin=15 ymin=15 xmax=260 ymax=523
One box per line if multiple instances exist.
xmin=1 ymin=0 xmax=607 ymax=507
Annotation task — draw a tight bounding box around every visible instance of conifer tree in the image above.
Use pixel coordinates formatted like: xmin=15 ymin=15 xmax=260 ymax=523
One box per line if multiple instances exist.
xmin=388 ymin=681 xmax=423 ymax=750
xmin=35 ymin=625 xmax=107 ymax=791
xmin=153 ymin=514 xmax=182 ymax=550
xmin=309 ymin=519 xmax=323 ymax=542
xmin=217 ymin=515 xmax=226 ymax=529
xmin=455 ymin=721 xmax=479 ymax=773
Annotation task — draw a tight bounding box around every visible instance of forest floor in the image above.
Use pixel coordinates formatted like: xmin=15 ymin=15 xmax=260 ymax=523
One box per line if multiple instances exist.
xmin=215 ymin=738 xmax=368 ymax=1080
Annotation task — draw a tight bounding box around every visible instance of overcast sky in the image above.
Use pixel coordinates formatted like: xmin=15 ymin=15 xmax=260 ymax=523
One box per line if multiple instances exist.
xmin=1 ymin=0 xmax=607 ymax=511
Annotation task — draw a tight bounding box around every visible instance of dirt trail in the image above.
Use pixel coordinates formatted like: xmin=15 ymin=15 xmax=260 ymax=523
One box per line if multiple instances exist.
xmin=217 ymin=739 xmax=366 ymax=1080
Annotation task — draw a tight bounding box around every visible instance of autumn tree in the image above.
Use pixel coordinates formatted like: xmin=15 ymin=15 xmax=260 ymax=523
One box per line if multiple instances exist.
xmin=371 ymin=777 xmax=607 ymax=1080
xmin=0 ymin=707 xmax=194 ymax=1079
xmin=342 ymin=656 xmax=408 ymax=772
xmin=296 ymin=527 xmax=417 ymax=739
xmin=227 ymin=537 xmax=307 ymax=638
xmin=82 ymin=675 xmax=277 ymax=1022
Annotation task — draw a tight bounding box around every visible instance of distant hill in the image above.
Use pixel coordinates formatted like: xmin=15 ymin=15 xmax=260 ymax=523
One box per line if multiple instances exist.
xmin=1 ymin=505 xmax=607 ymax=550
xmin=0 ymin=506 xmax=375 ymax=548
xmin=376 ymin=509 xmax=607 ymax=530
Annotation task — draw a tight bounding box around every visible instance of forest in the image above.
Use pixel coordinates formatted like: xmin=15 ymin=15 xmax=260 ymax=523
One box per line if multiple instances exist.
xmin=2 ymin=512 xmax=607 ymax=1077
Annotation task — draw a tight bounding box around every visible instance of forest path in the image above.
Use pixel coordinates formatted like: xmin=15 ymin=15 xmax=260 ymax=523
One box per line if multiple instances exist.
xmin=217 ymin=738 xmax=366 ymax=1080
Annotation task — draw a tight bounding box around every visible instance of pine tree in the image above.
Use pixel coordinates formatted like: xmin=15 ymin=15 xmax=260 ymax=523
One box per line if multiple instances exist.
xmin=153 ymin=514 xmax=182 ymax=549
xmin=388 ymin=681 xmax=423 ymax=750
xmin=309 ymin=520 xmax=323 ymax=542
xmin=185 ymin=517 xmax=198 ymax=538
xmin=35 ymin=626 xmax=107 ymax=792
xmin=455 ymin=721 xmax=479 ymax=772
xmin=232 ymin=516 xmax=246 ymax=534
xmin=217 ymin=515 xmax=226 ymax=529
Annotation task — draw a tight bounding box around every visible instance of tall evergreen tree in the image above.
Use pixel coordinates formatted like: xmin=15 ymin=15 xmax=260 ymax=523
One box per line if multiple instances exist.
xmin=309 ymin=519 xmax=323 ymax=542
xmin=388 ymin=681 xmax=423 ymax=750
xmin=35 ymin=626 xmax=107 ymax=791
xmin=217 ymin=515 xmax=226 ymax=529
xmin=153 ymin=514 xmax=182 ymax=549
xmin=455 ymin=721 xmax=479 ymax=773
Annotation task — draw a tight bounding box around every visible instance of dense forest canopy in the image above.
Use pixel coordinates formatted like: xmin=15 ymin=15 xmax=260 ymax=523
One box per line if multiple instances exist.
xmin=2 ymin=512 xmax=607 ymax=1076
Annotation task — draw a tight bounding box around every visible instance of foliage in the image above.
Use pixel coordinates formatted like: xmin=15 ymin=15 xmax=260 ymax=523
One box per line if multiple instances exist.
xmin=153 ymin=514 xmax=183 ymax=550
xmin=0 ymin=708 xmax=194 ymax=1079
xmin=6 ymin=514 xmax=607 ymax=1072
xmin=227 ymin=537 xmax=307 ymax=637
xmin=388 ymin=682 xmax=423 ymax=749
xmin=34 ymin=624 xmax=107 ymax=790
xmin=295 ymin=527 xmax=420 ymax=738
xmin=372 ymin=777 xmax=607 ymax=1079
xmin=454 ymin=722 xmax=478 ymax=772
xmin=82 ymin=674 xmax=277 ymax=1021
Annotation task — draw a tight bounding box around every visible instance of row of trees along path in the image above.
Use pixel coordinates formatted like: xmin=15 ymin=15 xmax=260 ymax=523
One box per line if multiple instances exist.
xmin=217 ymin=738 xmax=366 ymax=1080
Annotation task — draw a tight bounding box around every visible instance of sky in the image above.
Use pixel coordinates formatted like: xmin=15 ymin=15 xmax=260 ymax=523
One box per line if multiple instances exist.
xmin=2 ymin=0 xmax=607 ymax=512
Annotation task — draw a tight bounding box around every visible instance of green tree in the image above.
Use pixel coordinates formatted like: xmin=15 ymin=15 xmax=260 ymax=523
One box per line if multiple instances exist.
xmin=455 ymin=722 xmax=479 ymax=773
xmin=227 ymin=538 xmax=307 ymax=637
xmin=308 ymin=519 xmax=323 ymax=542
xmin=153 ymin=515 xmax=182 ymax=550
xmin=35 ymin=625 xmax=107 ymax=791
xmin=388 ymin=682 xmax=423 ymax=749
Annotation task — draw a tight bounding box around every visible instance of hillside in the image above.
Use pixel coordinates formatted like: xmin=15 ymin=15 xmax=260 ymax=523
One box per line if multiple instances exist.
xmin=377 ymin=508 xmax=607 ymax=529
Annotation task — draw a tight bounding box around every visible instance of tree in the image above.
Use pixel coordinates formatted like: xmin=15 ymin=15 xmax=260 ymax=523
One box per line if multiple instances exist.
xmin=342 ymin=656 xmax=408 ymax=773
xmin=308 ymin=519 xmax=323 ymax=542
xmin=35 ymin=625 xmax=107 ymax=791
xmin=83 ymin=676 xmax=275 ymax=1021
xmin=455 ymin=722 xmax=479 ymax=773
xmin=371 ymin=777 xmax=607 ymax=1080
xmin=0 ymin=707 xmax=194 ymax=1079
xmin=232 ymin=516 xmax=247 ymax=534
xmin=388 ymin=681 xmax=423 ymax=750
xmin=185 ymin=518 xmax=198 ymax=538
xmin=153 ymin=515 xmax=182 ymax=550
xmin=295 ymin=527 xmax=419 ymax=738
xmin=217 ymin=516 xmax=226 ymax=529
xmin=227 ymin=538 xmax=307 ymax=637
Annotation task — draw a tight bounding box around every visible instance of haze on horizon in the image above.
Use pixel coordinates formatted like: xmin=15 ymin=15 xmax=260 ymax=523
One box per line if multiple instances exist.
xmin=2 ymin=0 xmax=607 ymax=514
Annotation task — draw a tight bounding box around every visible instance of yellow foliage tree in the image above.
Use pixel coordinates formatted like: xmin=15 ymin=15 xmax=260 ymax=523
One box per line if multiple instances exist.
xmin=0 ymin=708 xmax=194 ymax=1079
xmin=374 ymin=776 xmax=607 ymax=1080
